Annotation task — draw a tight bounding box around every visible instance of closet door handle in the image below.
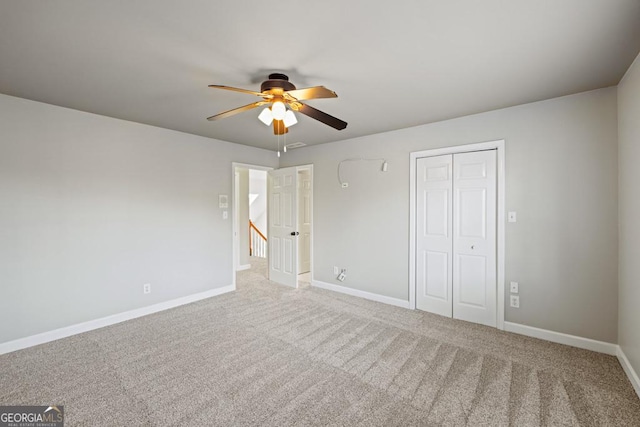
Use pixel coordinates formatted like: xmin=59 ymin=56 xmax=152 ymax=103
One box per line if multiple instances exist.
xmin=290 ymin=231 xmax=299 ymax=236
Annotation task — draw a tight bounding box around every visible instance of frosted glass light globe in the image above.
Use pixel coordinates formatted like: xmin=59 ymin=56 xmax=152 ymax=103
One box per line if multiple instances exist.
xmin=271 ymin=101 xmax=286 ymax=120
xmin=283 ymin=110 xmax=297 ymax=128
xmin=258 ymin=108 xmax=273 ymax=126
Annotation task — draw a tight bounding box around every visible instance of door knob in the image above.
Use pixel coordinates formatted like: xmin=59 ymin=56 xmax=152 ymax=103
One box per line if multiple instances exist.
xmin=471 ymin=245 xmax=475 ymax=250
xmin=290 ymin=231 xmax=299 ymax=236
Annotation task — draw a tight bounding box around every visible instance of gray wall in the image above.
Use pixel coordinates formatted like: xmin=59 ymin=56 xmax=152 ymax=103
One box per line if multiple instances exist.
xmin=0 ymin=94 xmax=277 ymax=344
xmin=281 ymin=88 xmax=619 ymax=343
xmin=0 ymin=86 xmax=623 ymax=346
xmin=618 ymin=53 xmax=640 ymax=375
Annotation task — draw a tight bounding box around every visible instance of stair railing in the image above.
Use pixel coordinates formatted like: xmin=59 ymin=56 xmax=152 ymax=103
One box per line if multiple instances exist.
xmin=249 ymin=220 xmax=267 ymax=258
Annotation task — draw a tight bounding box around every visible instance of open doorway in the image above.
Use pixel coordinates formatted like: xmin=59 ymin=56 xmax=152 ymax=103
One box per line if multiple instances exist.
xmin=249 ymin=169 xmax=268 ymax=259
xmin=232 ymin=163 xmax=272 ymax=286
xmin=233 ymin=163 xmax=313 ymax=289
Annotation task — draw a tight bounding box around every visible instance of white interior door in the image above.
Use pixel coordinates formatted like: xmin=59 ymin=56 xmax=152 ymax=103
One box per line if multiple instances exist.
xmin=416 ymin=155 xmax=453 ymax=317
xmin=268 ymin=167 xmax=298 ymax=287
xmin=453 ymin=150 xmax=497 ymax=327
xmin=297 ymin=170 xmax=311 ymax=274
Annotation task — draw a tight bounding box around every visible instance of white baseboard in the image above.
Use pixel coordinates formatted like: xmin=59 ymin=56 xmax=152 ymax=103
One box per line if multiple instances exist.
xmin=0 ymin=284 xmax=235 ymax=355
xmin=311 ymin=280 xmax=410 ymax=309
xmin=236 ymin=264 xmax=251 ymax=271
xmin=504 ymin=321 xmax=617 ymax=355
xmin=617 ymin=346 xmax=640 ymax=398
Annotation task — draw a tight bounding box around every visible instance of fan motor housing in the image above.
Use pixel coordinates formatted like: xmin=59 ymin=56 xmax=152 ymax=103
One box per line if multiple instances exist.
xmin=261 ymin=73 xmax=296 ymax=93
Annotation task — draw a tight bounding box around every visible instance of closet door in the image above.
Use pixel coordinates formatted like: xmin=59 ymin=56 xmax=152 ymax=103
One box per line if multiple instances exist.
xmin=452 ymin=150 xmax=497 ymax=327
xmin=416 ymin=155 xmax=453 ymax=317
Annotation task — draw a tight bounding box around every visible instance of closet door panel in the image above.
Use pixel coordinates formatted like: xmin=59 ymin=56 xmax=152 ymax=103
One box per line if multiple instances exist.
xmin=416 ymin=155 xmax=453 ymax=317
xmin=452 ymin=150 xmax=497 ymax=327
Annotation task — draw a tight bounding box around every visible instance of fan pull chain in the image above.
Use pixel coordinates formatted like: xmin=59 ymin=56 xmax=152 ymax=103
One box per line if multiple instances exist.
xmin=284 ymin=131 xmax=287 ymax=153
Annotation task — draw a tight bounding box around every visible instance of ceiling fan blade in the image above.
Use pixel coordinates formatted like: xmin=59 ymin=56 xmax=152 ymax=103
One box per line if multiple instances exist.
xmin=208 ymin=85 xmax=269 ymax=98
xmin=296 ymin=103 xmax=347 ymax=130
xmin=285 ymin=86 xmax=337 ymax=101
xmin=206 ymin=101 xmax=268 ymax=121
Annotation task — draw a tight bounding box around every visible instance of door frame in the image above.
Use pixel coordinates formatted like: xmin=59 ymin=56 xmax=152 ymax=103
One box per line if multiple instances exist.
xmin=296 ymin=165 xmax=314 ymax=286
xmin=409 ymin=140 xmax=506 ymax=330
xmin=231 ymin=162 xmax=273 ymax=289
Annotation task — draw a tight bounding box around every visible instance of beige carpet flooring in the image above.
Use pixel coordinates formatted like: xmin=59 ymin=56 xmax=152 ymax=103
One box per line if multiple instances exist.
xmin=1 ymin=257 xmax=639 ymax=425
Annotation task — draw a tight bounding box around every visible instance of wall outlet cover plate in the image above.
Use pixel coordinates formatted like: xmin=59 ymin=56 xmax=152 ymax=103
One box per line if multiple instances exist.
xmin=510 ymin=295 xmax=520 ymax=308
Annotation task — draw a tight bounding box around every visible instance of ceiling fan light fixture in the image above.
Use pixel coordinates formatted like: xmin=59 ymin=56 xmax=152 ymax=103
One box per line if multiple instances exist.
xmin=207 ymin=74 xmax=347 ymax=133
xmin=271 ymin=101 xmax=286 ymax=120
xmin=283 ymin=110 xmax=297 ymax=128
xmin=258 ymin=108 xmax=273 ymax=126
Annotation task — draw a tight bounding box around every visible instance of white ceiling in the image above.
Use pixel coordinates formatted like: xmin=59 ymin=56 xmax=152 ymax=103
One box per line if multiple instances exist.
xmin=1 ymin=1 xmax=639 ymax=151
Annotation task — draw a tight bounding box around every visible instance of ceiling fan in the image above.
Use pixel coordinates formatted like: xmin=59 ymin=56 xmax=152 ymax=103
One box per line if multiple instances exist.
xmin=207 ymin=73 xmax=347 ymax=135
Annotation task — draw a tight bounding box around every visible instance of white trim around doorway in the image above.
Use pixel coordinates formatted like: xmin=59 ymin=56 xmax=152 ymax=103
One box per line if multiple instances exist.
xmin=295 ymin=165 xmax=314 ymax=288
xmin=409 ymin=140 xmax=506 ymax=330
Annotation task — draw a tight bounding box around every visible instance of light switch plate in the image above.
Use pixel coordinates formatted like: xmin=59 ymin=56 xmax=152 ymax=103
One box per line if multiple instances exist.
xmin=510 ymin=282 xmax=519 ymax=293
xmin=508 ymin=211 xmax=517 ymax=222
xmin=219 ymin=194 xmax=228 ymax=209
xmin=222 ymin=210 xmax=228 ymax=220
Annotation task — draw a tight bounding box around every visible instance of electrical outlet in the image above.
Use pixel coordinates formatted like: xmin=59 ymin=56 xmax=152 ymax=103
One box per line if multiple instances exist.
xmin=510 ymin=281 xmax=519 ymax=293
xmin=333 ymin=266 xmax=339 ymax=275
xmin=337 ymin=269 xmax=346 ymax=282
xmin=510 ymin=295 xmax=520 ymax=308
xmin=143 ymin=283 xmax=151 ymax=294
